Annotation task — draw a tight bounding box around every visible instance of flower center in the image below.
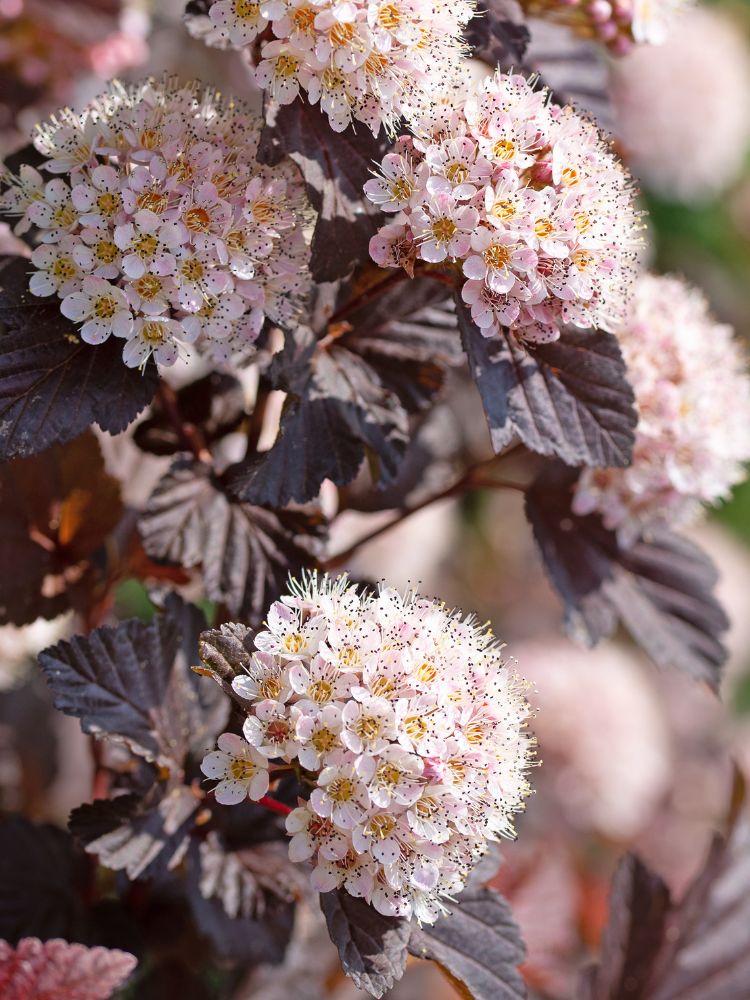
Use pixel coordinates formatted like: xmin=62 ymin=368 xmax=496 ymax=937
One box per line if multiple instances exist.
xmin=283 ymin=633 xmax=304 ymax=654
xmin=308 ymin=680 xmax=332 ymax=703
xmin=353 ymin=715 xmax=381 ymax=741
xmin=322 ymin=67 xmax=346 ymax=92
xmin=230 ymin=758 xmax=257 ymax=781
xmin=52 ymin=256 xmax=76 ymax=280
xmin=292 ymin=5 xmax=315 ymax=31
xmin=464 ymin=722 xmax=485 ymax=746
xmin=312 ymin=727 xmax=337 ymax=753
xmin=330 ymin=21 xmax=355 ymax=45
xmin=251 ymin=199 xmax=276 ymax=225
xmin=447 ymin=758 xmax=465 ymax=782
xmin=415 ymin=796 xmax=437 ymax=819
xmin=492 ymin=139 xmax=515 ymax=161
xmin=308 ymin=816 xmax=334 ymax=838
xmin=266 ymin=719 xmax=291 ymax=744
xmin=225 ymin=230 xmax=246 ymax=251
xmin=404 ymin=715 xmax=428 ymax=740
xmin=327 ymin=777 xmax=355 ymax=802
xmin=133 ymin=275 xmax=163 ymax=300
xmin=93 ymin=294 xmax=118 ymax=320
xmin=431 ymin=218 xmax=456 ymax=242
xmin=491 ymin=198 xmax=516 ymax=221
xmin=534 ymin=217 xmax=554 ymax=239
xmin=376 ymin=763 xmax=402 ymax=788
xmin=137 ymin=191 xmax=168 ymax=215
xmin=574 ymin=211 xmax=591 ymax=233
xmin=365 ymin=52 xmax=389 ymax=75
xmin=169 ymin=157 xmax=193 ymax=183
xmin=141 ymin=321 xmax=166 ymax=344
xmin=389 ymin=178 xmax=412 ymax=202
xmin=340 ymin=646 xmax=359 ymax=668
xmin=378 ymin=3 xmax=401 ymax=29
xmin=275 ymin=54 xmax=299 ymax=77
xmin=96 ymin=191 xmax=121 ymax=217
xmin=95 ymin=240 xmax=119 ymax=263
xmin=446 ymin=162 xmax=468 ymax=184
xmin=139 ymin=128 xmax=162 ymax=150
xmin=54 ymin=204 xmax=77 ymax=228
xmin=366 ymin=814 xmax=396 ymax=839
xmin=133 ymin=233 xmax=159 ymax=259
xmin=572 ymin=249 xmax=594 ymax=271
xmin=484 ymin=243 xmax=511 ymax=270
xmin=185 ymin=206 xmax=212 ymax=233
xmin=415 ymin=662 xmax=437 ymax=684
xmin=258 ymin=676 xmax=281 ymax=700
xmin=235 ymin=0 xmax=259 ymax=19
xmin=181 ymin=258 xmax=205 ymax=282
xmin=371 ymin=676 xmax=396 ymax=698
xmin=561 ymin=167 xmax=579 ymax=187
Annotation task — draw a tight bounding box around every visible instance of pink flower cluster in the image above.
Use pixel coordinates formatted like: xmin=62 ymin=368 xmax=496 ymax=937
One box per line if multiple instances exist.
xmin=191 ymin=0 xmax=475 ymax=134
xmin=201 ymin=573 xmax=534 ymax=923
xmin=0 ymin=78 xmax=311 ymax=368
xmin=573 ymin=275 xmax=750 ymax=544
xmin=519 ymin=0 xmax=689 ymax=54
xmin=365 ymin=72 xmax=641 ymax=345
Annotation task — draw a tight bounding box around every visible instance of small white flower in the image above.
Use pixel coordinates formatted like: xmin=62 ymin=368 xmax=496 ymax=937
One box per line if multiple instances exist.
xmin=60 ymin=276 xmax=133 ymax=345
xmin=29 ymin=236 xmax=88 ymax=298
xmin=201 ymin=732 xmax=270 ymax=804
xmin=122 ymin=316 xmax=183 ymax=368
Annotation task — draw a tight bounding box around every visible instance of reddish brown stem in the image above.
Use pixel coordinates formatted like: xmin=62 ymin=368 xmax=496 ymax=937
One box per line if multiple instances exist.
xmin=155 ymin=382 xmax=211 ymax=463
xmin=258 ymin=794 xmax=293 ymax=817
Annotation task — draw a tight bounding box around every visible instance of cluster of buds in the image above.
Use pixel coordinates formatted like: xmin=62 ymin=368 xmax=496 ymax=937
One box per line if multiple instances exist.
xmin=574 ymin=275 xmax=750 ymax=544
xmin=200 ymin=574 xmax=534 ymax=923
xmin=365 ymin=72 xmax=641 ymax=345
xmin=191 ymin=0 xmax=476 ymax=135
xmin=518 ymin=0 xmax=690 ymax=54
xmin=0 ymin=77 xmax=311 ymax=368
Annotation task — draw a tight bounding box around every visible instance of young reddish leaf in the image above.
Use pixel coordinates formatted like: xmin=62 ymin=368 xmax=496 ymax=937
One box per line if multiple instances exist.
xmin=408 ymin=887 xmax=527 ymax=1000
xmin=0 ymin=431 xmax=122 ymax=625
xmin=0 ymin=937 xmax=137 ymax=1000
xmin=320 ymin=890 xmax=411 ymax=999
xmin=257 ymin=101 xmax=388 ymax=282
xmin=0 ymin=256 xmax=157 ymax=462
xmin=525 ymin=465 xmax=728 ymax=689
xmin=583 ymin=790 xmax=750 ymax=1000
xmin=457 ymin=296 xmax=636 ymax=468
xmin=139 ymin=458 xmax=324 ymax=622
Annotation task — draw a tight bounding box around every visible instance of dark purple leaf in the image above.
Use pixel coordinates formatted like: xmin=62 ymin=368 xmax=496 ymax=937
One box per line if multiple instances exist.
xmin=38 ymin=596 xmax=222 ymax=769
xmin=0 ymin=936 xmax=137 ymax=1000
xmin=584 ymin=796 xmax=750 ymax=1000
xmin=0 ymin=431 xmax=122 ymax=625
xmin=320 ymin=890 xmax=410 ymax=999
xmin=525 ymin=465 xmax=729 ymax=688
xmin=457 ymin=297 xmax=636 ymax=466
xmin=466 ymin=0 xmax=530 ymax=69
xmin=0 ymin=818 xmax=86 ymax=945
xmin=139 ymin=458 xmax=324 ymax=622
xmin=69 ymin=786 xmax=199 ymax=882
xmin=408 ymin=887 xmax=527 ymax=1000
xmin=258 ymin=101 xmax=389 ymax=282
xmin=0 ymin=256 xmax=157 ymax=461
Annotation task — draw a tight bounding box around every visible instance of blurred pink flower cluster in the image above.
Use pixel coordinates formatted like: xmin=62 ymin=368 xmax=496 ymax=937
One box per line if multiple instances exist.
xmin=574 ymin=274 xmax=750 ymax=543
xmin=365 ymin=71 xmax=641 ymax=345
xmin=521 ymin=0 xmax=689 ymax=54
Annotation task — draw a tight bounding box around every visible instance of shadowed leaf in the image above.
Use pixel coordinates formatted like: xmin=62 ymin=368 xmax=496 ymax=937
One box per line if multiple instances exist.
xmin=321 ymin=890 xmax=410 ymax=999
xmin=408 ymin=887 xmax=527 ymax=1000
xmin=0 ymin=256 xmax=157 ymax=461
xmin=525 ymin=465 xmax=729 ymax=688
xmin=466 ymin=0 xmax=530 ymax=69
xmin=457 ymin=296 xmax=636 ymax=467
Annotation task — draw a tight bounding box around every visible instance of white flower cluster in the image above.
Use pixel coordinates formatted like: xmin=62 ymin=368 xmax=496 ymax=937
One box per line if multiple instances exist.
xmin=574 ymin=275 xmax=750 ymax=544
xmin=193 ymin=0 xmax=475 ymax=134
xmin=201 ymin=574 xmax=534 ymax=924
xmin=0 ymin=78 xmax=310 ymax=368
xmin=519 ymin=0 xmax=690 ymax=54
xmin=365 ymin=72 xmax=642 ymax=344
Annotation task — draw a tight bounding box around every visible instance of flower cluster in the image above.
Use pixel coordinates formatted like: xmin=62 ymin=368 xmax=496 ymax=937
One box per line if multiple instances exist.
xmin=0 ymin=77 xmax=311 ymax=368
xmin=365 ymin=71 xmax=641 ymax=344
xmin=610 ymin=6 xmax=750 ymax=202
xmin=191 ymin=0 xmax=475 ymax=135
xmin=518 ymin=0 xmax=690 ymax=54
xmin=573 ymin=275 xmax=750 ymax=544
xmin=201 ymin=574 xmax=534 ymax=923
